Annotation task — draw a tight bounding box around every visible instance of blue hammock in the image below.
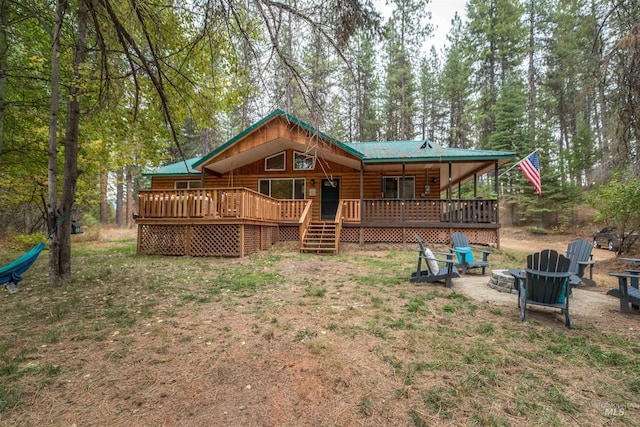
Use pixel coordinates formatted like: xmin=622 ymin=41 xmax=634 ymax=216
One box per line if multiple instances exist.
xmin=0 ymin=243 xmax=45 ymax=293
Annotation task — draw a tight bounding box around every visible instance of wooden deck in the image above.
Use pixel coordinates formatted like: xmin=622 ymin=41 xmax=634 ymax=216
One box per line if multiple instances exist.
xmin=135 ymin=188 xmax=501 ymax=256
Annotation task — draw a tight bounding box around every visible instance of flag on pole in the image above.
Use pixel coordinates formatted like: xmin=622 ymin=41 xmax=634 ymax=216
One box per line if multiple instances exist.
xmin=518 ymin=151 xmax=541 ymax=195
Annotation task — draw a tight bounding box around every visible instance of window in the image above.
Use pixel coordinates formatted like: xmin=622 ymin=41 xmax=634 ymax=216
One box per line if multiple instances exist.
xmin=265 ymin=152 xmax=286 ymax=171
xmin=259 ymin=178 xmax=305 ymax=199
xmin=174 ymin=181 xmax=202 ymax=189
xmin=382 ymin=176 xmax=415 ymax=199
xmin=293 ymin=151 xmax=316 ymax=170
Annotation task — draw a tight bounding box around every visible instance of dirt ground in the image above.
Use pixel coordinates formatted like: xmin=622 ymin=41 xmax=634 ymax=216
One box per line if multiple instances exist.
xmin=3 ymin=227 xmax=640 ymax=426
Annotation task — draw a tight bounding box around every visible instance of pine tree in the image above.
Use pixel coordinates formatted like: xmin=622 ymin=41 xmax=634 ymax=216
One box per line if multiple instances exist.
xmin=464 ymin=0 xmax=527 ymax=148
xmin=417 ymin=47 xmax=443 ymax=142
xmin=544 ymin=0 xmax=600 ymax=182
xmin=349 ymin=31 xmax=381 ymax=142
xmin=382 ymin=0 xmax=432 ymax=141
xmin=440 ymin=13 xmax=473 ymax=148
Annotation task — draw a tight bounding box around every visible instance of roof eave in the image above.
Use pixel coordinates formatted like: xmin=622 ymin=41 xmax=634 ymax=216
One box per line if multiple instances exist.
xmin=142 ymin=172 xmax=201 ymax=177
xmin=363 ymin=155 xmax=516 ymax=164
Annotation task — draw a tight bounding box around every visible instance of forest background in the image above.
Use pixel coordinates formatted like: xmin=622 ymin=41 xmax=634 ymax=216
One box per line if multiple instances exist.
xmin=0 ymin=0 xmax=639 ymax=259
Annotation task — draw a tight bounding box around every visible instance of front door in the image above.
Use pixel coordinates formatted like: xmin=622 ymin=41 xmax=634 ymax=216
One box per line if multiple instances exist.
xmin=321 ymin=179 xmax=340 ymax=220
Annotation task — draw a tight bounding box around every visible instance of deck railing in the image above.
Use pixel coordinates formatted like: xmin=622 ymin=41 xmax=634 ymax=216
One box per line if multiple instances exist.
xmin=340 ymin=199 xmax=361 ymax=222
xmin=333 ymin=201 xmax=344 ymax=254
xmin=298 ymin=200 xmax=313 ymax=250
xmin=360 ymin=199 xmax=498 ymax=224
xmin=137 ymin=189 xmax=498 ymax=225
xmin=280 ymin=199 xmax=309 ymax=221
xmin=138 ymin=188 xmax=281 ymax=221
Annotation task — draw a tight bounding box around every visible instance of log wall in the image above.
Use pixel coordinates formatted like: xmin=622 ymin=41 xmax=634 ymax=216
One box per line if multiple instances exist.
xmin=151 ymin=160 xmax=444 ymax=222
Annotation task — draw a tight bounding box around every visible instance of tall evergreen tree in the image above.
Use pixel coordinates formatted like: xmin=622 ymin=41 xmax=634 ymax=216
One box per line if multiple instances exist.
xmin=544 ymin=0 xmax=600 ymax=182
xmin=382 ymin=0 xmax=432 ymax=141
xmin=299 ymin=29 xmax=337 ymax=128
xmin=605 ymin=1 xmax=640 ymax=176
xmin=464 ymin=0 xmax=527 ymax=148
xmin=347 ymin=31 xmax=381 ymax=142
xmin=417 ymin=47 xmax=443 ymax=142
xmin=440 ymin=13 xmax=473 ymax=148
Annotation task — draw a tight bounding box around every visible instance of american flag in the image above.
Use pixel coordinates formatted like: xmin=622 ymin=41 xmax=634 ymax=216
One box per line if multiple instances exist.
xmin=518 ymin=152 xmax=541 ymax=195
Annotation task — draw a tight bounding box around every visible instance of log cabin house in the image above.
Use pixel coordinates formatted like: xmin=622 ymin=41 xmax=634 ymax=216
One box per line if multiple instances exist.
xmin=135 ymin=110 xmax=515 ymax=256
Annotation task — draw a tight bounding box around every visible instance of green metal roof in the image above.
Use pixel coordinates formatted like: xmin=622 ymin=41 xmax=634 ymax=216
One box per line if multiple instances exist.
xmin=193 ymin=109 xmax=364 ymax=169
xmin=144 ymin=112 xmax=516 ymax=176
xmin=346 ymin=141 xmax=515 ymax=163
xmin=142 ymin=157 xmax=201 ymax=176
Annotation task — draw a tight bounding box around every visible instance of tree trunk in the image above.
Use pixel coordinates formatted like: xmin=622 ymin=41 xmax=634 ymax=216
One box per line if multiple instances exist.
xmin=125 ymin=168 xmax=133 ymax=228
xmin=100 ymin=169 xmax=109 ymax=226
xmin=0 ymin=0 xmax=9 ymax=166
xmin=115 ymin=167 xmax=123 ymax=228
xmin=50 ymin=0 xmax=88 ymax=286
xmin=48 ymin=0 xmax=64 ymax=287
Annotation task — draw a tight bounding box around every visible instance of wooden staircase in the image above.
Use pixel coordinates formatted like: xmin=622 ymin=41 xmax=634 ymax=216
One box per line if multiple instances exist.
xmin=300 ymin=221 xmax=338 ymax=255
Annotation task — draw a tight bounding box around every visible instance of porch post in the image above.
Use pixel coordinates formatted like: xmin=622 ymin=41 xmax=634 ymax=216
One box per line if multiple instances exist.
xmin=359 ymin=165 xmax=364 ymax=201
xmin=474 ymin=173 xmax=477 ymax=197
xmin=359 ymin=163 xmax=364 ymax=244
xmin=495 ymin=160 xmax=500 ymax=249
xmin=448 ymin=162 xmax=453 ymax=225
xmin=401 ymin=163 xmax=405 ymax=222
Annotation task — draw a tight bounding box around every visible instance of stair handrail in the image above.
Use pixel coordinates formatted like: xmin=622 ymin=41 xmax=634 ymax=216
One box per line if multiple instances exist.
xmin=298 ymin=200 xmax=313 ymax=251
xmin=333 ymin=200 xmax=344 ymax=254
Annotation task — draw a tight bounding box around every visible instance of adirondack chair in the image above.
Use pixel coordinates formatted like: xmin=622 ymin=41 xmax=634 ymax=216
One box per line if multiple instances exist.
xmin=0 ymin=243 xmax=45 ymax=294
xmin=450 ymin=231 xmax=491 ymax=275
xmin=410 ymin=235 xmax=459 ymax=288
xmin=608 ymin=272 xmax=640 ymax=314
xmin=519 ymin=249 xmax=573 ymax=328
xmin=565 ymin=239 xmax=595 ymax=286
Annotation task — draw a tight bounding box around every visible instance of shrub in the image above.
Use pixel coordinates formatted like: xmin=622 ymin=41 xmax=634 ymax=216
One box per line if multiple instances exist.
xmin=12 ymin=233 xmax=48 ymax=250
xmin=525 ymin=226 xmax=548 ymax=235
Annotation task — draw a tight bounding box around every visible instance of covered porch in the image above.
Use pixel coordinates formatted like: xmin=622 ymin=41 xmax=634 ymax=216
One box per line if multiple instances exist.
xmin=135 ymin=110 xmax=513 ymax=256
xmin=135 ymin=187 xmax=500 ymax=256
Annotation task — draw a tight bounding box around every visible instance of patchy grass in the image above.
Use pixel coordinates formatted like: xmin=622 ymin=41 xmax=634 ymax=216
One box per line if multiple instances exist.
xmin=0 ymin=232 xmax=638 ymax=426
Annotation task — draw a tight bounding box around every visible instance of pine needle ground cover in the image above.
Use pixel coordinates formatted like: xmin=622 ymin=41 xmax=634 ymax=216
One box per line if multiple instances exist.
xmin=0 ymin=231 xmax=638 ymax=426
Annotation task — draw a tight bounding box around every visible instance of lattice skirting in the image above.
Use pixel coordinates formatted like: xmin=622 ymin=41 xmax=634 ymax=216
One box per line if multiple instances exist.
xmin=450 ymin=228 xmax=498 ymax=246
xmin=138 ymin=224 xmax=279 ymax=257
xmin=139 ymin=224 xmax=188 ymax=255
xmin=362 ymin=227 xmax=404 ymax=242
xmin=341 ymin=226 xmax=498 ymax=246
xmin=243 ymin=225 xmax=261 ymax=255
xmin=261 ymin=226 xmax=278 ymax=248
xmin=340 ymin=228 xmax=360 ymax=243
xmin=191 ymin=224 xmax=240 ymax=256
xmin=279 ymin=226 xmax=299 ymax=241
xmin=410 ymin=228 xmax=452 ymax=245
xmin=139 ymin=223 xmax=498 ymax=256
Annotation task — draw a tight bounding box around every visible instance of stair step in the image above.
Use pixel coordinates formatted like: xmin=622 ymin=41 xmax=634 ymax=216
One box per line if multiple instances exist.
xmin=301 ymin=249 xmax=336 ymax=254
xmin=301 ymin=220 xmax=339 ymax=255
xmin=301 ymin=247 xmax=336 ymax=251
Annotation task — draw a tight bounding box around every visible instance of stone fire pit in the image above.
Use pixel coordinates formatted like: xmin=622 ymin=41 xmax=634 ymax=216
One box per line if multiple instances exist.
xmin=488 ymin=269 xmax=518 ymax=294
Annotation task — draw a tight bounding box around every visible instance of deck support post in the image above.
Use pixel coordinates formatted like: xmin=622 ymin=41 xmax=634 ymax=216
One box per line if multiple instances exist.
xmin=494 ymin=161 xmax=501 ymax=249
xmin=359 ymin=165 xmax=364 ymax=245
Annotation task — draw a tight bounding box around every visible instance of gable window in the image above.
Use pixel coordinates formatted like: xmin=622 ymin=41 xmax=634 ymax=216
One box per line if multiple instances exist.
xmin=294 ymin=151 xmax=316 ymax=170
xmin=265 ymin=152 xmax=286 ymax=171
xmin=382 ymin=176 xmax=415 ymax=199
xmin=259 ymin=178 xmax=305 ymax=199
xmin=175 ymin=181 xmax=202 ymax=189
